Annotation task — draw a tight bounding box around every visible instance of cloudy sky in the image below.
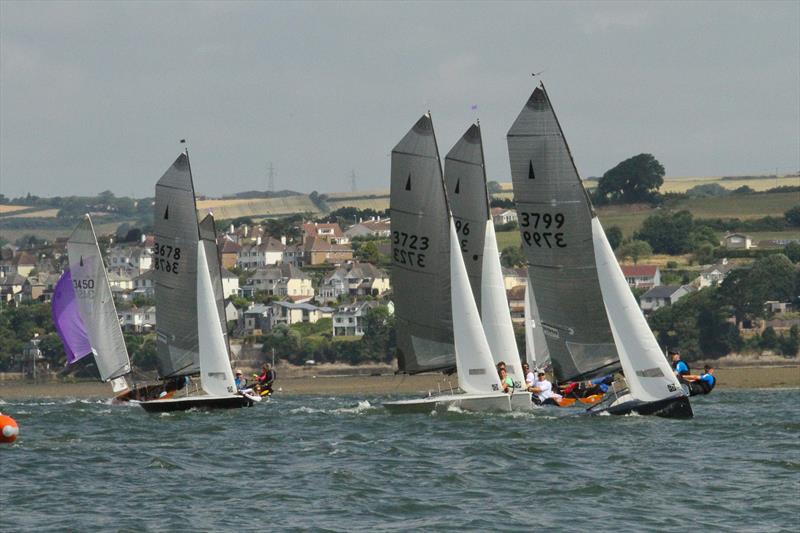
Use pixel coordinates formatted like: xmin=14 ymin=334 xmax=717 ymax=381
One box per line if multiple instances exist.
xmin=1 ymin=1 xmax=798 ymax=199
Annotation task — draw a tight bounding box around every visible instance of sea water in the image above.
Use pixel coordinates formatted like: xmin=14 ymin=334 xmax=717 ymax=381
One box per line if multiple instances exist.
xmin=1 ymin=389 xmax=798 ymax=532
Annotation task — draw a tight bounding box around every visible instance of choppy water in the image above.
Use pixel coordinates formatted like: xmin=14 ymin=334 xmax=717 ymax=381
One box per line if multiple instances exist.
xmin=2 ymin=389 xmax=798 ymax=532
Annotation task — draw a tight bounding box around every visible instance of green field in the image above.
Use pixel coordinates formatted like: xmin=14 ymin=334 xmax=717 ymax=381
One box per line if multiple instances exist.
xmin=0 ymin=221 xmax=127 ymax=244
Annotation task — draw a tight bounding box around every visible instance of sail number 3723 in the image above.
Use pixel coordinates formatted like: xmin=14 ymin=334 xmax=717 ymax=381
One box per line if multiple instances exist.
xmin=520 ymin=212 xmax=566 ymax=248
xmin=152 ymin=242 xmax=181 ymax=274
xmin=392 ymin=231 xmax=429 ymax=267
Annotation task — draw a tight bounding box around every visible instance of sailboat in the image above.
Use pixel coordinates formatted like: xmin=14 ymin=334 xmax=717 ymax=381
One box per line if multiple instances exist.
xmin=52 ymin=215 xmax=133 ymax=395
xmin=384 ymin=115 xmax=515 ymax=413
xmin=507 ymin=83 xmax=692 ymax=418
xmin=138 ymin=152 xmax=255 ymax=412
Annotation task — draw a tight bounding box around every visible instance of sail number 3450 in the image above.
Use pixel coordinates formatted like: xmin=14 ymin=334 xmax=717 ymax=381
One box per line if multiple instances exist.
xmin=520 ymin=212 xmax=566 ymax=248
xmin=392 ymin=231 xmax=429 ymax=267
xmin=152 ymin=242 xmax=181 ymax=274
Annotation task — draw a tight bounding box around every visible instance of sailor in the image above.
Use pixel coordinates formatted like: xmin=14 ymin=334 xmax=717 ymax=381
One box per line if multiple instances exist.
xmin=234 ymin=369 xmax=247 ymax=391
xmin=522 ymin=363 xmax=535 ymax=388
xmin=498 ymin=367 xmax=514 ymax=393
xmin=684 ymin=365 xmax=716 ymax=396
xmin=254 ymin=363 xmax=277 ymax=396
xmin=528 ymin=370 xmax=563 ymax=405
xmin=670 ymin=350 xmax=690 ymax=382
xmin=584 ymin=375 xmax=613 ymax=396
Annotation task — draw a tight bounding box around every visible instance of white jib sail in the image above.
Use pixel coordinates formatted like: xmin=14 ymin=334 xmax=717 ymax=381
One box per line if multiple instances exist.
xmin=591 ymin=218 xmax=684 ymax=403
xmin=450 ymin=218 xmax=503 ymax=395
xmin=524 ymin=284 xmax=535 ymax=368
xmin=196 ymin=244 xmax=236 ymax=397
xmin=480 ymin=222 xmax=525 ymax=388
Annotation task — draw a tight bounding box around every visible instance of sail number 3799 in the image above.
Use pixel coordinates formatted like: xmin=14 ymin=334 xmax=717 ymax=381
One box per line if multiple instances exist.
xmin=152 ymin=242 xmax=181 ymax=274
xmin=520 ymin=212 xmax=566 ymax=248
xmin=392 ymin=231 xmax=429 ymax=267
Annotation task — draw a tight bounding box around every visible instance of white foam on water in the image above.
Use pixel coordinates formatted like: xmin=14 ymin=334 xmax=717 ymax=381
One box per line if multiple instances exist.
xmin=333 ymin=400 xmax=373 ymax=414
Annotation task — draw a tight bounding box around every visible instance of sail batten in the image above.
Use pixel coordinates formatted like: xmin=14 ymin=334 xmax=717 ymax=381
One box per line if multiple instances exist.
xmin=507 ymin=85 xmax=620 ymax=383
xmin=390 ymin=114 xmax=454 ymax=373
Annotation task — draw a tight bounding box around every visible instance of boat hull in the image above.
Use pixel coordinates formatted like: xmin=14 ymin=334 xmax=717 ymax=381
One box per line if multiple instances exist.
xmin=591 ymin=394 xmax=693 ymax=419
xmin=384 ymin=393 xmax=513 ymax=414
xmin=138 ymin=394 xmax=254 ymax=413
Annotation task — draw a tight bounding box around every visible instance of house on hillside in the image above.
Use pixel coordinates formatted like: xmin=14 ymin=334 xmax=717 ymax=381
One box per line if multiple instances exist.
xmin=120 ymin=306 xmax=156 ymax=332
xmin=722 ymin=233 xmax=753 ymax=250
xmin=11 ymin=252 xmax=37 ymax=278
xmin=220 ymin=240 xmax=241 ymax=270
xmin=302 ymin=222 xmax=349 ymax=245
xmin=107 ymin=245 xmax=152 ymax=274
xmin=317 ymin=262 xmax=390 ymax=303
xmin=240 ymin=264 xmax=313 ymax=299
xmin=639 ymin=285 xmax=693 ymax=313
xmin=695 ymin=259 xmax=735 ymax=288
xmin=21 ymin=272 xmax=59 ymax=302
xmin=132 ymin=270 xmax=155 ymax=298
xmin=344 ymin=218 xmax=391 ymax=239
xmin=303 ymin=237 xmax=354 ymax=266
xmin=241 ymin=304 xmax=271 ymax=334
xmin=621 ymin=265 xmax=661 ymax=289
xmin=269 ymin=301 xmax=333 ymax=329
xmin=236 ymin=237 xmax=286 ymax=269
xmin=506 ymin=285 xmax=526 ymax=326
xmin=0 ymin=273 xmax=27 ymax=303
xmin=502 ymin=267 xmax=527 ymax=291
xmin=491 ymin=208 xmax=517 ymax=226
xmin=221 ymin=268 xmax=239 ymax=299
xmin=332 ymin=300 xmax=394 ymax=337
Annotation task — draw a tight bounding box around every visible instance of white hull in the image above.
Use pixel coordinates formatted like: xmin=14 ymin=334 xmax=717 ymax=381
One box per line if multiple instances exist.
xmin=384 ymin=390 xmax=534 ymax=414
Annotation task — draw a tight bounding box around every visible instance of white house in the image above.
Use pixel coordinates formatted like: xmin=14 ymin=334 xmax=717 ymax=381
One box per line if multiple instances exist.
xmin=108 ymin=245 xmax=152 ymax=274
xmin=639 ymin=285 xmax=693 ymax=313
xmin=132 ymin=270 xmax=155 ymax=298
xmin=241 ymin=264 xmax=313 ymax=299
xmin=120 ymin=306 xmax=156 ymax=332
xmin=221 ymin=268 xmax=239 ymax=299
xmin=269 ymin=301 xmax=334 ymax=329
xmin=621 ymin=265 xmax=661 ymax=289
xmin=236 ymin=237 xmax=286 ymax=269
xmin=344 ymin=218 xmax=391 ymax=239
xmin=722 ymin=233 xmax=753 ymax=250
xmin=695 ymin=259 xmax=735 ymax=288
xmin=491 ymin=208 xmax=518 ymax=226
xmin=502 ymin=267 xmax=527 ymax=291
xmin=332 ymin=300 xmax=394 ymax=337
xmin=317 ymin=262 xmax=391 ymax=303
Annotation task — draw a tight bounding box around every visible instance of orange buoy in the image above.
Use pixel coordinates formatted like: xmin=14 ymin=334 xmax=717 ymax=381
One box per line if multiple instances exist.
xmin=0 ymin=413 xmax=19 ymax=444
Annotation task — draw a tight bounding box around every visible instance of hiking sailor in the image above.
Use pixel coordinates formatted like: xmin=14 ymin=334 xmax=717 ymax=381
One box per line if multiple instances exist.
xmin=670 ymin=349 xmax=690 ymax=383
xmin=683 ymin=365 xmax=716 ymax=396
xmin=527 ymin=370 xmax=563 ymax=406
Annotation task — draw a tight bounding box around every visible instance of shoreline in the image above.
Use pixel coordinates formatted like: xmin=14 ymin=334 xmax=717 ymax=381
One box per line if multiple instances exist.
xmin=0 ymin=365 xmax=798 ymax=400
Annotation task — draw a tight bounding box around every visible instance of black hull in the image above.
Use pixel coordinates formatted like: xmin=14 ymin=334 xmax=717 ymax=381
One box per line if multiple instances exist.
xmin=139 ymin=395 xmax=254 ymax=413
xmin=600 ymin=395 xmax=693 ymax=419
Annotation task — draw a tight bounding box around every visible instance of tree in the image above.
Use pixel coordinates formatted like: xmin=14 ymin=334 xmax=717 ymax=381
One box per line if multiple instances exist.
xmin=360 ymin=306 xmax=396 ymax=363
xmin=720 ymin=254 xmax=797 ymax=327
xmin=355 ymin=241 xmax=380 ymax=264
xmin=487 ymin=181 xmax=503 ymax=194
xmin=785 ymin=205 xmax=800 ymax=227
xmin=595 ymin=153 xmax=665 ymax=204
xmin=635 ymin=210 xmax=695 ymax=254
xmin=784 ymin=242 xmax=800 ymax=263
xmin=617 ymin=240 xmax=652 ymax=264
xmin=501 ymin=246 xmax=525 ymax=268
xmin=605 ymin=226 xmax=623 ymax=250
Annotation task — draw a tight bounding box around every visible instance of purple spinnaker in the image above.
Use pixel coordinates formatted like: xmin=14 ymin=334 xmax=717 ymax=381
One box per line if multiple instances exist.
xmin=51 ymin=269 xmax=92 ymax=364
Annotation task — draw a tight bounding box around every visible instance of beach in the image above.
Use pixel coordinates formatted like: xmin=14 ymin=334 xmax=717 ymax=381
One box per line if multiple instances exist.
xmin=0 ymin=365 xmax=797 ymax=399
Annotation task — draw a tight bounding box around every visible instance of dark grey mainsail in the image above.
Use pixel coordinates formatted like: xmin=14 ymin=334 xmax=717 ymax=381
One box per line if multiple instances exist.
xmin=198 ymin=213 xmax=229 ymax=355
xmin=153 ymin=152 xmax=201 ymax=378
xmin=507 ymin=84 xmax=620 ymax=383
xmin=390 ymin=114 xmax=455 ymax=373
xmin=444 ymin=123 xmax=489 ymax=309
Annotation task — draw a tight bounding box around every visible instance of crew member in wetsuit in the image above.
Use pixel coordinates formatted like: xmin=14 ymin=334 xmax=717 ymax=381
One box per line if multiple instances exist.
xmin=684 ymin=365 xmax=716 ymax=396
xmin=670 ymin=350 xmax=690 ymax=383
xmin=254 ymin=363 xmax=277 ymax=396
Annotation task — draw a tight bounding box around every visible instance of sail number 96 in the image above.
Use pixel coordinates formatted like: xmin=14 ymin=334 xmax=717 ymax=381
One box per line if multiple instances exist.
xmin=393 ymin=231 xmax=429 ymax=267
xmin=152 ymin=242 xmax=181 ymax=274
xmin=520 ymin=212 xmax=566 ymax=248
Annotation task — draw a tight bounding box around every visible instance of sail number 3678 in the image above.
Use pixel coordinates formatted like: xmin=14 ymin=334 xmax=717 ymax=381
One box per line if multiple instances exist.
xmin=520 ymin=212 xmax=566 ymax=248
xmin=393 ymin=231 xmax=429 ymax=267
xmin=152 ymin=242 xmax=181 ymax=274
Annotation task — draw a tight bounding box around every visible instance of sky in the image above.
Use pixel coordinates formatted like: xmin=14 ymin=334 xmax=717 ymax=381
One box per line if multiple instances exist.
xmin=1 ymin=1 xmax=798 ymax=199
